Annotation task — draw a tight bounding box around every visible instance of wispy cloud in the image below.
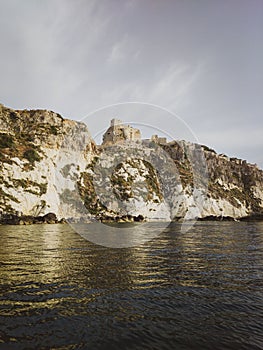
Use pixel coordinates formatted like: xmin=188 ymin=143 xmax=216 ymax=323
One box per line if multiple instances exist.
xmin=0 ymin=0 xmax=262 ymax=166
xmin=107 ymin=40 xmax=126 ymax=64
xmin=146 ymin=62 xmax=205 ymax=109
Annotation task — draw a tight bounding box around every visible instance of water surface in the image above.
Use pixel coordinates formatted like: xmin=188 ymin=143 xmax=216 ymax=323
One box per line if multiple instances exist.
xmin=0 ymin=221 xmax=263 ymax=349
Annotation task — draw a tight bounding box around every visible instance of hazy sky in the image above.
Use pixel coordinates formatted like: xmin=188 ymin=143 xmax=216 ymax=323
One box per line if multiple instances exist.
xmin=0 ymin=0 xmax=262 ymax=167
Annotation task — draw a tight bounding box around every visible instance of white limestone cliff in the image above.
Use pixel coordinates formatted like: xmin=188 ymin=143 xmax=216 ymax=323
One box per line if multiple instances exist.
xmin=0 ymin=104 xmax=95 ymax=220
xmin=0 ymin=107 xmax=262 ymax=222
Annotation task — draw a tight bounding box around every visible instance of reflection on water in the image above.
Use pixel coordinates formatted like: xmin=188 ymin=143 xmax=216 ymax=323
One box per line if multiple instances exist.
xmin=0 ymin=222 xmax=263 ymax=349
xmin=73 ymin=221 xmax=171 ymax=248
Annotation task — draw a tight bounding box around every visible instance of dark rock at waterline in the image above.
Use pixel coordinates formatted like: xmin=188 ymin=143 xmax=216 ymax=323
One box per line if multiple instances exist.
xmin=198 ymin=216 xmax=236 ymax=221
xmin=99 ymin=214 xmax=145 ymax=223
xmin=0 ymin=212 xmax=58 ymax=225
xmin=239 ymin=214 xmax=263 ymax=221
xmin=134 ymin=214 xmax=145 ymax=222
xmin=42 ymin=212 xmax=58 ymax=224
xmin=198 ymin=214 xmax=263 ymax=222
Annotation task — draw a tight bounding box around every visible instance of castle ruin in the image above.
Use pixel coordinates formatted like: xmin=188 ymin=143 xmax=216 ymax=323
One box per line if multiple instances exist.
xmin=150 ymin=135 xmax=167 ymax=144
xmin=102 ymin=118 xmax=141 ymax=145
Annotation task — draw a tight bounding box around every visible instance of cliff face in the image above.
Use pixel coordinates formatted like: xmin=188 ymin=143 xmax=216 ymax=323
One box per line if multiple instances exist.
xmin=160 ymin=141 xmax=263 ymax=219
xmin=0 ymin=104 xmax=262 ymax=222
xmin=0 ymin=104 xmax=95 ymax=219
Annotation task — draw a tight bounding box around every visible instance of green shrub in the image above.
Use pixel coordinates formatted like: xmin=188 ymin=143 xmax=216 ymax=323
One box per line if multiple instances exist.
xmin=0 ymin=133 xmax=14 ymax=148
xmin=50 ymin=125 xmax=58 ymax=135
xmin=10 ymin=111 xmax=18 ymax=121
xmin=23 ymin=149 xmax=41 ymax=163
xmin=21 ymin=132 xmax=34 ymax=142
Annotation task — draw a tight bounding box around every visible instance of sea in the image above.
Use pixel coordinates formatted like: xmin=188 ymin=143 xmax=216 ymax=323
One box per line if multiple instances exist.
xmin=0 ymin=221 xmax=263 ymax=350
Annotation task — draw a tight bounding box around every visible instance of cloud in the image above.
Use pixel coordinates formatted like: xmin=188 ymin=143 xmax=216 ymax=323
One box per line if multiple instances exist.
xmin=107 ymin=40 xmax=126 ymax=64
xmin=146 ymin=62 xmax=205 ymax=109
xmin=0 ymin=0 xmax=262 ymax=167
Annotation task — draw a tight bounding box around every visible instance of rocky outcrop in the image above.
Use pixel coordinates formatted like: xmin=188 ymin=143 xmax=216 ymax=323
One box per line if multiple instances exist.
xmin=0 ymin=212 xmax=59 ymax=225
xmin=0 ymin=105 xmax=262 ymax=223
xmin=0 ymin=103 xmax=96 ymax=220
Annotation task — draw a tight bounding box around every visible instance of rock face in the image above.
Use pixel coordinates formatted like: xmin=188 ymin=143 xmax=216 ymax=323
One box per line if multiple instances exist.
xmin=78 ymin=142 xmax=175 ymax=221
xmin=0 ymin=105 xmax=262 ymax=222
xmin=0 ymin=104 xmax=95 ymax=220
xmin=160 ymin=141 xmax=263 ymax=220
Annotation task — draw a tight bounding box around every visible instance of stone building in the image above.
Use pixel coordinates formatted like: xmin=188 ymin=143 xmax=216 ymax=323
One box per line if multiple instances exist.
xmin=150 ymin=135 xmax=167 ymax=144
xmin=102 ymin=119 xmax=141 ymax=145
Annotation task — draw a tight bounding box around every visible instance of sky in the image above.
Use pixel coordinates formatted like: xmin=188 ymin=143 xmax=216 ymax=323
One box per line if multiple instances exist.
xmin=0 ymin=0 xmax=262 ymax=167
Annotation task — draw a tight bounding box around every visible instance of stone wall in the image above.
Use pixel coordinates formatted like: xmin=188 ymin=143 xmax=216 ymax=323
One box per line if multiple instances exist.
xmin=102 ymin=119 xmax=141 ymax=145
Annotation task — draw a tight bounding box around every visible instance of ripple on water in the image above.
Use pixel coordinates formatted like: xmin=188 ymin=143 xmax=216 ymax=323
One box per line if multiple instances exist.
xmin=0 ymin=222 xmax=263 ymax=349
